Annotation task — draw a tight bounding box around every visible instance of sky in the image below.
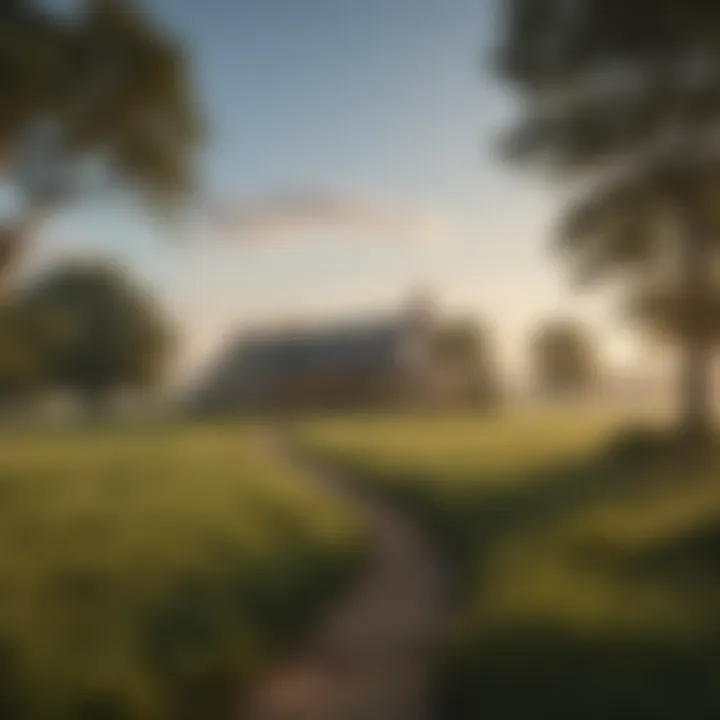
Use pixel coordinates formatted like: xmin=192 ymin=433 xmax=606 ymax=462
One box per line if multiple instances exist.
xmin=37 ymin=0 xmax=649 ymax=383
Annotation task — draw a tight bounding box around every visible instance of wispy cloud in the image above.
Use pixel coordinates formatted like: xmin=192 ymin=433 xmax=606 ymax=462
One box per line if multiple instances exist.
xmin=209 ymin=190 xmax=449 ymax=247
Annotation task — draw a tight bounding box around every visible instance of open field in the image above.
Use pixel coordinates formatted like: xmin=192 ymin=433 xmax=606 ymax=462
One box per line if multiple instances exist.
xmin=297 ymin=410 xmax=720 ymax=719
xmin=0 ymin=423 xmax=363 ymax=719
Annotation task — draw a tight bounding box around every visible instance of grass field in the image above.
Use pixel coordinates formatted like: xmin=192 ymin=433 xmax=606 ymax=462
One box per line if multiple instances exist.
xmin=298 ymin=410 xmax=720 ymax=719
xmin=0 ymin=423 xmax=363 ymax=719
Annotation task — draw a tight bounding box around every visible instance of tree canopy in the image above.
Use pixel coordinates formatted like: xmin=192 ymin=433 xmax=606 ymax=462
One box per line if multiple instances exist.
xmin=435 ymin=319 xmax=501 ymax=407
xmin=19 ymin=260 xmax=175 ymax=406
xmin=531 ymin=320 xmax=598 ymax=396
xmin=0 ymin=0 xmax=203 ymax=275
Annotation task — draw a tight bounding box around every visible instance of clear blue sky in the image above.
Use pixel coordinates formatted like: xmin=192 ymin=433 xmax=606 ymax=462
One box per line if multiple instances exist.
xmin=41 ymin=0 xmax=640 ymax=380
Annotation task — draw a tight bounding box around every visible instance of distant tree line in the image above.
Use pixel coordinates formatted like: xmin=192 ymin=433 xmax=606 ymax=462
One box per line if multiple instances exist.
xmin=0 ymin=256 xmax=600 ymax=417
xmin=435 ymin=316 xmax=599 ymax=407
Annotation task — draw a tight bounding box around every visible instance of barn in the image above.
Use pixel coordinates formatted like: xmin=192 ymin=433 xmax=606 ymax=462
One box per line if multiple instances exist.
xmin=188 ymin=294 xmax=497 ymax=415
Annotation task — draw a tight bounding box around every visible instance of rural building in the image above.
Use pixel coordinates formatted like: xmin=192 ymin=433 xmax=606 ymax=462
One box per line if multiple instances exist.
xmin=188 ymin=293 xmax=498 ymax=415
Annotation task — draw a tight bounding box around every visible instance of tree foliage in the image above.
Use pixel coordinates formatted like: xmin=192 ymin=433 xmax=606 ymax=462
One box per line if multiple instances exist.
xmin=18 ymin=260 xmax=175 ymax=405
xmin=435 ymin=319 xmax=501 ymax=407
xmin=0 ymin=0 xmax=203 ymax=275
xmin=497 ymin=0 xmax=720 ymax=434
xmin=531 ymin=320 xmax=598 ymax=397
xmin=628 ymin=283 xmax=720 ymax=342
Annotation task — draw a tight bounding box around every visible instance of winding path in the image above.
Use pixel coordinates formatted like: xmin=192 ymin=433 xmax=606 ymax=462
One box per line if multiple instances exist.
xmin=241 ymin=432 xmax=449 ymax=720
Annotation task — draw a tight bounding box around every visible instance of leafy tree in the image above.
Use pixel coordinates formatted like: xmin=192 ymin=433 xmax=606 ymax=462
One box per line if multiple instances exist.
xmin=497 ymin=0 xmax=720 ymax=437
xmin=531 ymin=320 xmax=598 ymax=397
xmin=629 ymin=284 xmax=720 ymax=343
xmin=435 ymin=319 xmax=501 ymax=407
xmin=21 ymin=260 xmax=175 ymax=409
xmin=0 ymin=0 xmax=203 ymax=278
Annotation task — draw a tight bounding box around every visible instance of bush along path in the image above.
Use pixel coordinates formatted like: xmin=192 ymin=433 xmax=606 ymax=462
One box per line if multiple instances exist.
xmin=241 ymin=431 xmax=449 ymax=720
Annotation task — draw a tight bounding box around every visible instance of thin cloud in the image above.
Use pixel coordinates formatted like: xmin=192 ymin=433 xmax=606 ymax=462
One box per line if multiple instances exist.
xmin=209 ymin=191 xmax=449 ymax=247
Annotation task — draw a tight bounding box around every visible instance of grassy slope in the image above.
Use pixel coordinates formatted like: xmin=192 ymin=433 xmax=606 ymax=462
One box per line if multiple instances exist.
xmin=298 ymin=411 xmax=720 ymax=719
xmin=0 ymin=423 xmax=363 ymax=719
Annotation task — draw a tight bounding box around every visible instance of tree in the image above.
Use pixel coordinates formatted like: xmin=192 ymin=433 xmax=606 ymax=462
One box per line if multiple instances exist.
xmin=531 ymin=320 xmax=598 ymax=397
xmin=434 ymin=319 xmax=501 ymax=407
xmin=496 ymin=0 xmax=720 ymax=438
xmin=0 ymin=0 xmax=203 ymax=279
xmin=21 ymin=260 xmax=175 ymax=410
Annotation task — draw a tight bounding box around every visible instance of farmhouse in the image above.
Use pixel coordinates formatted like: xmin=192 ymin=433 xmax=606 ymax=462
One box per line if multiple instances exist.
xmin=189 ymin=293 xmax=496 ymax=415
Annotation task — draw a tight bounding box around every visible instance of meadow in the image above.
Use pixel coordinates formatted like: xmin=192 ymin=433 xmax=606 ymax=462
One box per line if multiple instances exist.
xmin=0 ymin=423 xmax=363 ymax=719
xmin=297 ymin=409 xmax=720 ymax=719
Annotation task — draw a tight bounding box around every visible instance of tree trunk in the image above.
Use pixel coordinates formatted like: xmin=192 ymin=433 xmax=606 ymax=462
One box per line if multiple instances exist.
xmin=680 ymin=333 xmax=713 ymax=440
xmin=679 ymin=200 xmax=714 ymax=440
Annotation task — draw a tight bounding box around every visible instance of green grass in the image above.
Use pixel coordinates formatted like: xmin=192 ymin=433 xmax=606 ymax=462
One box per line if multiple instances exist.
xmin=297 ymin=410 xmax=720 ymax=719
xmin=0 ymin=423 xmax=363 ymax=719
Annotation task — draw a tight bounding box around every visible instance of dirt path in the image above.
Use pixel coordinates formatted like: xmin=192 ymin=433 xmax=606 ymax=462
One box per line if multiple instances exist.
xmin=240 ymin=433 xmax=449 ymax=720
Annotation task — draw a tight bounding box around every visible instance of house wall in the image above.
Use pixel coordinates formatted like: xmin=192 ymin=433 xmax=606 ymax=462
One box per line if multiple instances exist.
xmin=257 ymin=366 xmax=402 ymax=412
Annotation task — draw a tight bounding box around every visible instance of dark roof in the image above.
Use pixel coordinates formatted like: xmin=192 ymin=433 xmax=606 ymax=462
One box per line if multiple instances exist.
xmin=238 ymin=318 xmax=405 ymax=375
